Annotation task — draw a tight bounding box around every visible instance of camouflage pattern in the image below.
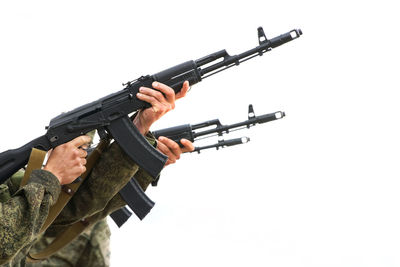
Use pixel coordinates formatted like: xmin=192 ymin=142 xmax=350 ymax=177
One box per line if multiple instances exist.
xmin=26 ymin=219 xmax=111 ymax=267
xmin=0 ymin=169 xmax=61 ymax=266
xmin=0 ymin=133 xmax=157 ymax=266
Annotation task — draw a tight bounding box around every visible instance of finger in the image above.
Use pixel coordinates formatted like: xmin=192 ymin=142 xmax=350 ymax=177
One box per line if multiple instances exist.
xmin=152 ymin=82 xmax=175 ymax=104
xmin=175 ymin=81 xmax=190 ymax=100
xmin=157 ymin=138 xmax=177 ymax=163
xmin=180 ymin=138 xmax=195 ymax=153
xmin=81 ymin=165 xmax=86 ymax=173
xmin=70 ymin=165 xmax=86 ymax=179
xmin=74 ymin=148 xmax=87 ymax=158
xmin=80 ymin=144 xmax=89 ymax=150
xmin=138 ymin=86 xmax=167 ymax=104
xmin=70 ymin=135 xmax=92 ymax=148
xmin=137 ymin=92 xmax=161 ymax=109
xmin=80 ymin=157 xmax=87 ymax=166
xmin=159 ymin=136 xmax=181 ymax=159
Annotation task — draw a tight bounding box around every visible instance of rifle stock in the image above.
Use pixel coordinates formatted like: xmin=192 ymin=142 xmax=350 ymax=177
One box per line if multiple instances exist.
xmin=0 ymin=136 xmax=51 ymax=184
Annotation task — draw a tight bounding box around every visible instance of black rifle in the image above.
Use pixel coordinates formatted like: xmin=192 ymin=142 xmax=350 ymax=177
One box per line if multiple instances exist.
xmin=111 ymin=104 xmax=285 ymax=227
xmin=0 ymin=27 xmax=301 ymax=220
xmin=153 ymin=104 xmax=285 ymax=152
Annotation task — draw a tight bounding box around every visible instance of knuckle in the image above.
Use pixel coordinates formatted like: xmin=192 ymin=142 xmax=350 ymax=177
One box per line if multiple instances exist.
xmin=154 ymin=91 xmax=163 ymax=98
xmin=165 ymin=86 xmax=175 ymax=96
xmin=72 ymin=149 xmax=79 ymax=156
xmin=172 ymin=144 xmax=179 ymax=151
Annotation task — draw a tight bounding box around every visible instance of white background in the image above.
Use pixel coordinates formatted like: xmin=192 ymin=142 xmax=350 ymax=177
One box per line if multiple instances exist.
xmin=1 ymin=1 xmax=399 ymax=266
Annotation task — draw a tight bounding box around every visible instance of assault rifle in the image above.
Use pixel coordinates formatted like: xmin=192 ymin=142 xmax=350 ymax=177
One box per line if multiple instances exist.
xmin=111 ymin=104 xmax=285 ymax=227
xmin=153 ymin=104 xmax=285 ymax=152
xmin=0 ymin=27 xmax=301 ymax=221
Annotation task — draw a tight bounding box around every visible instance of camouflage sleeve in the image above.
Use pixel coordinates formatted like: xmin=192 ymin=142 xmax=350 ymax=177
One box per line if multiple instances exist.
xmin=49 ymin=133 xmax=159 ymax=230
xmin=69 ymin=167 xmax=158 ymax=226
xmin=0 ymin=170 xmax=60 ymax=264
xmin=65 ymin=138 xmax=162 ymax=226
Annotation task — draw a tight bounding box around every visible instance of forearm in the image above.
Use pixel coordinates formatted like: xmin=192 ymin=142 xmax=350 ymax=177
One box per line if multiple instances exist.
xmin=48 ymin=132 xmax=159 ymax=233
xmin=83 ymin=169 xmax=157 ymax=220
xmin=50 ymin=141 xmax=140 ymax=226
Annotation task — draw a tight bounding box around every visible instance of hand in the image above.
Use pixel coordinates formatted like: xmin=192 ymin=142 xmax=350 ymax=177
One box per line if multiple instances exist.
xmin=134 ymin=81 xmax=190 ymax=135
xmin=43 ymin=135 xmax=92 ymax=185
xmin=157 ymin=136 xmax=194 ymax=166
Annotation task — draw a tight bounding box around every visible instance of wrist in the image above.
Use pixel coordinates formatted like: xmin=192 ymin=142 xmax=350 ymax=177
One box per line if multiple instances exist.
xmin=43 ymin=165 xmax=63 ymax=185
xmin=133 ymin=112 xmax=151 ymax=135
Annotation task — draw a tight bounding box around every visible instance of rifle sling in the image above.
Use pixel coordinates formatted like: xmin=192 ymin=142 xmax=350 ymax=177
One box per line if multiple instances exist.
xmin=21 ymin=148 xmax=47 ymax=187
xmin=25 ymin=139 xmax=109 ymax=263
xmin=26 ymin=215 xmax=97 ymax=263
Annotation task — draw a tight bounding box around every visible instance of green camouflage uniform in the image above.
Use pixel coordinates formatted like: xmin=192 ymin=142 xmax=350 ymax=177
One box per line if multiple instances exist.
xmin=0 ymin=134 xmax=157 ymax=266
xmin=26 ymin=218 xmax=111 ymax=267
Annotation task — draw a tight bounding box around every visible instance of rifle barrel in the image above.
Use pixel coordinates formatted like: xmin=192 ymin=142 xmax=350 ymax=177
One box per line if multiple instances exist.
xmin=199 ymin=29 xmax=302 ymax=77
xmin=193 ymin=111 xmax=284 ymax=139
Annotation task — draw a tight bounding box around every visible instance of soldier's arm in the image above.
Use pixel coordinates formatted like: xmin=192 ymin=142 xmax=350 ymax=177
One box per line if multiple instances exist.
xmin=0 ymin=135 xmax=92 ymax=264
xmin=0 ymin=170 xmax=61 ymax=264
xmin=47 ymin=133 xmax=157 ymax=229
xmin=47 ymin=135 xmax=194 ymax=234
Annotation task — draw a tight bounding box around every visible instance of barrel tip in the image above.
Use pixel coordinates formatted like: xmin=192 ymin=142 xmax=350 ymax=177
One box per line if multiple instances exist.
xmin=275 ymin=111 xmax=286 ymax=119
xmin=290 ymin=29 xmax=303 ymax=39
xmin=242 ymin=137 xmax=250 ymax=144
